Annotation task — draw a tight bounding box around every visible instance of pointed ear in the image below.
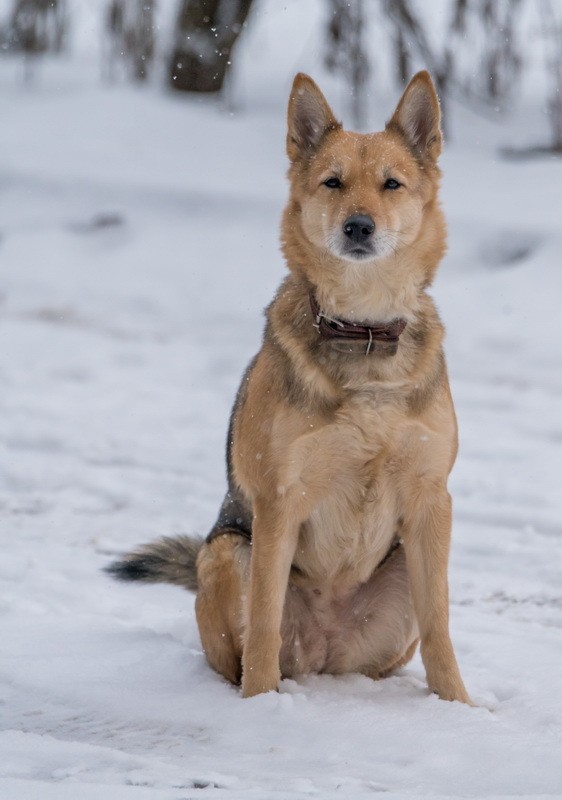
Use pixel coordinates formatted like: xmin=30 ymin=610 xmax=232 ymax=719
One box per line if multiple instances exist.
xmin=287 ymin=73 xmax=341 ymax=162
xmin=387 ymin=71 xmax=442 ymax=161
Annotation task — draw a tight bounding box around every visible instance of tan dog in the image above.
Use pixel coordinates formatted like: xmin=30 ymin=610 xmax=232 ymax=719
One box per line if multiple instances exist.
xmin=108 ymin=71 xmax=471 ymax=705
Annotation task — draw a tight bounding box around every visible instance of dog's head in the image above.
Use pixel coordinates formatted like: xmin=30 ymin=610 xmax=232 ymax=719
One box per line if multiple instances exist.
xmin=282 ymin=72 xmax=446 ymax=318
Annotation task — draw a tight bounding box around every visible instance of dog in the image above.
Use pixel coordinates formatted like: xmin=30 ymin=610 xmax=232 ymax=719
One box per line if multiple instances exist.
xmin=107 ymin=70 xmax=471 ymax=705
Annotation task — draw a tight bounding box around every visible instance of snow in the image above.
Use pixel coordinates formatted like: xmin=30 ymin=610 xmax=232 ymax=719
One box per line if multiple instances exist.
xmin=1 ymin=3 xmax=562 ymax=798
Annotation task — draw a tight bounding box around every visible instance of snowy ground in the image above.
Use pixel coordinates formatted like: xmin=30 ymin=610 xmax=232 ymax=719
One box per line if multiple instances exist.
xmin=1 ymin=4 xmax=562 ymax=799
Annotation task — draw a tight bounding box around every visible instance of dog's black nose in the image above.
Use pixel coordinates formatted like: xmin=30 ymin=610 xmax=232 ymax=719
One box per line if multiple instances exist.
xmin=343 ymin=214 xmax=375 ymax=243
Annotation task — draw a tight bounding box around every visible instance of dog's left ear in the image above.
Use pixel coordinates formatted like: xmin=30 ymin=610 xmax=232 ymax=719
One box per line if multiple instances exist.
xmin=387 ymin=71 xmax=442 ymax=161
xmin=287 ymin=73 xmax=341 ymax=162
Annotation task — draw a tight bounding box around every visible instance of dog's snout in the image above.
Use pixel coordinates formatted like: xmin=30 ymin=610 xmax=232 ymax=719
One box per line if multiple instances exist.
xmin=343 ymin=214 xmax=375 ymax=243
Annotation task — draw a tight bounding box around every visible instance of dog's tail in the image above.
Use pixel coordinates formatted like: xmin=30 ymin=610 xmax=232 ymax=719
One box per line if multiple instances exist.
xmin=105 ymin=535 xmax=204 ymax=593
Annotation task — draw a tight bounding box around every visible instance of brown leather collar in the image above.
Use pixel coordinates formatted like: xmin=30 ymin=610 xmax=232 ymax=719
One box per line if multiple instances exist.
xmin=309 ymin=292 xmax=407 ymax=355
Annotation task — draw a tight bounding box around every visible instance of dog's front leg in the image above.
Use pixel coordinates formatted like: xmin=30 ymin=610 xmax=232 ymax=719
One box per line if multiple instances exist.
xmin=242 ymin=499 xmax=299 ymax=698
xmin=240 ymin=422 xmax=362 ymax=697
xmin=402 ymin=480 xmax=471 ymax=704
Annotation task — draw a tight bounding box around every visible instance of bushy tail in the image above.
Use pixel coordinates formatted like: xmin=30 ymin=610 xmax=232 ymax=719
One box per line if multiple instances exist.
xmin=105 ymin=535 xmax=204 ymax=593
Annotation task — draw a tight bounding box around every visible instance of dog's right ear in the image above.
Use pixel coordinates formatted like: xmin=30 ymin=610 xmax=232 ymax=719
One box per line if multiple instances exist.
xmin=287 ymin=74 xmax=341 ymax=162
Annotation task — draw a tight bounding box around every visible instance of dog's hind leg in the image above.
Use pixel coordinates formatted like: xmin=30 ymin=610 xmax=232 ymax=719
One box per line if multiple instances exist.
xmin=379 ymin=637 xmax=420 ymax=677
xmin=361 ymin=638 xmax=419 ymax=681
xmin=195 ymin=533 xmax=250 ymax=685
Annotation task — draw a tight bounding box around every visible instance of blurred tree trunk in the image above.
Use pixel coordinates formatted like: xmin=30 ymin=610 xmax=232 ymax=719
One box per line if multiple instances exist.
xmin=169 ymin=0 xmax=254 ymax=93
xmin=5 ymin=0 xmax=67 ymax=82
xmin=129 ymin=0 xmax=155 ymax=81
xmin=325 ymin=0 xmax=369 ymax=128
xmin=383 ymin=0 xmax=524 ymax=138
xmin=393 ymin=25 xmax=410 ymax=86
xmin=383 ymin=0 xmax=461 ymax=135
xmin=8 ymin=0 xmax=67 ymax=54
xmin=540 ymin=0 xmax=562 ymax=152
xmin=474 ymin=0 xmax=523 ymax=104
xmin=103 ymin=0 xmax=155 ymax=83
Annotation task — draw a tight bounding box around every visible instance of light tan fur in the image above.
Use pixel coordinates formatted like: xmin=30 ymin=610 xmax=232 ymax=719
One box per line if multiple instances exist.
xmin=121 ymin=72 xmax=471 ymax=705
xmin=192 ymin=73 xmax=469 ymax=702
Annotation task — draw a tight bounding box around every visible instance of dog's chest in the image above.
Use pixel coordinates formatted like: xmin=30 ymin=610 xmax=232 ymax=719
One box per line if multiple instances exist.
xmin=297 ymin=487 xmax=398 ymax=584
xmin=290 ymin=394 xmax=406 ymax=583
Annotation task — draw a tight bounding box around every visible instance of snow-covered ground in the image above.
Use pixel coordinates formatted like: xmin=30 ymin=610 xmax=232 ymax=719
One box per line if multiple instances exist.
xmin=1 ymin=3 xmax=562 ymax=798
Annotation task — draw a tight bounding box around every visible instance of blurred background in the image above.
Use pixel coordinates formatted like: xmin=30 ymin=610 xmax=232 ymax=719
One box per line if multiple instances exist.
xmin=1 ymin=0 xmax=561 ymax=145
xmin=1 ymin=2 xmax=562 ymax=798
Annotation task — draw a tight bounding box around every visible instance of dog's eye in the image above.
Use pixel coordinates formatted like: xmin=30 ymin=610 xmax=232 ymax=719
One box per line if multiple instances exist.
xmin=384 ymin=178 xmax=401 ymax=190
xmin=323 ymin=177 xmax=342 ymax=189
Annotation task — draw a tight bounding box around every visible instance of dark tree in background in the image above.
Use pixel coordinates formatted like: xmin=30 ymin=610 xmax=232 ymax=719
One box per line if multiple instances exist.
xmin=1 ymin=0 xmax=560 ymax=153
xmin=443 ymin=0 xmax=524 ymax=112
xmin=325 ymin=0 xmax=526 ymax=137
xmin=5 ymin=0 xmax=66 ymax=53
xmin=324 ymin=0 xmax=459 ymax=130
xmin=325 ymin=0 xmax=369 ymax=128
xmin=324 ymin=0 xmax=465 ymax=131
xmin=1 ymin=0 xmax=67 ymax=80
xmin=539 ymin=0 xmax=562 ymax=152
xmin=476 ymin=0 xmax=523 ymax=103
xmin=168 ymin=0 xmax=254 ymax=93
xmin=103 ymin=0 xmax=156 ymax=83
xmin=383 ymin=0 xmax=457 ymax=132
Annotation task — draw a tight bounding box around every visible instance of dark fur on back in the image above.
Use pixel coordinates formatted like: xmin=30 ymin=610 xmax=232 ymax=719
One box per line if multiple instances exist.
xmin=106 ymin=535 xmax=203 ymax=592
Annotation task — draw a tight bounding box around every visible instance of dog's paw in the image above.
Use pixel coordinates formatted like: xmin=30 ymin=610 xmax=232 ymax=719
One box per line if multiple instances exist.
xmin=431 ymin=682 xmax=473 ymax=706
xmin=241 ymin=666 xmax=281 ymax=698
xmin=438 ymin=690 xmax=475 ymax=706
